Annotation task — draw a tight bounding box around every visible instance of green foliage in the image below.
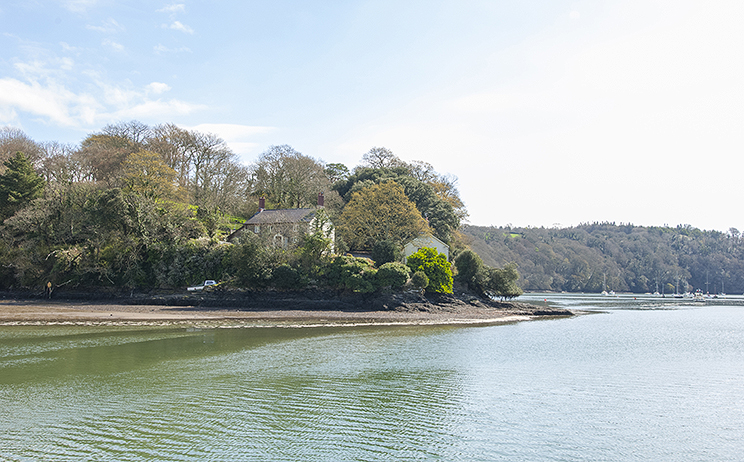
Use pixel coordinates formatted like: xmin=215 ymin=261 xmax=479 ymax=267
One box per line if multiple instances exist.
xmin=0 ymin=152 xmax=45 ymax=220
xmin=454 ymin=249 xmax=483 ymax=287
xmin=297 ymin=231 xmax=332 ymax=276
xmin=229 ymin=234 xmax=279 ymax=288
xmin=333 ymin=166 xmax=461 ymax=243
xmin=338 ymin=181 xmax=427 ymax=250
xmin=406 ymin=247 xmax=453 ymax=294
xmin=463 ymin=222 xmax=744 ymax=294
xmin=120 ymin=150 xmax=179 ymax=200
xmin=375 ymin=262 xmax=411 ymax=289
xmin=324 ymin=163 xmax=350 ymax=183
xmin=454 ymin=247 xmax=522 ymax=299
xmin=371 ymin=239 xmax=402 ymax=266
xmin=474 ymin=263 xmax=523 ymax=300
xmin=411 ymin=271 xmax=429 ymax=291
xmin=324 ymin=255 xmax=377 ymax=293
xmin=271 ymin=264 xmax=304 ymax=289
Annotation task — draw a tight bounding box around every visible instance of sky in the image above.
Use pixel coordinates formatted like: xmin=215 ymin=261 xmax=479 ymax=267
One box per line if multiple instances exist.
xmin=1 ymin=0 xmax=742 ymax=232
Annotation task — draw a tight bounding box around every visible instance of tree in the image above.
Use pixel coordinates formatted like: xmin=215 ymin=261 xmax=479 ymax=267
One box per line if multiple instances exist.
xmin=361 ymin=146 xmax=406 ymax=169
xmin=250 ymin=145 xmax=331 ymax=209
xmin=475 ymin=263 xmax=523 ymax=300
xmin=338 ymin=181 xmax=427 ymax=250
xmin=0 ymin=152 xmax=45 ymax=220
xmin=406 ymin=247 xmax=453 ymax=294
xmin=325 ymin=163 xmax=350 ymax=183
xmin=454 ymin=249 xmax=484 ymax=289
xmin=77 ymin=133 xmax=138 ymax=183
xmin=0 ymin=127 xmax=44 ymax=167
xmin=120 ymin=151 xmax=180 ymax=200
xmin=333 ymin=166 xmax=461 ymax=243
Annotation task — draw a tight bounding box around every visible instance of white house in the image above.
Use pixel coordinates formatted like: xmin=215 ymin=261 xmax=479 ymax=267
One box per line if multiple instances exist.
xmin=403 ymin=234 xmax=450 ymax=261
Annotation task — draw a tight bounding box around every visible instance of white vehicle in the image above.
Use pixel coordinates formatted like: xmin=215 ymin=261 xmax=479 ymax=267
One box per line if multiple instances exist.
xmin=187 ymin=280 xmax=217 ymax=292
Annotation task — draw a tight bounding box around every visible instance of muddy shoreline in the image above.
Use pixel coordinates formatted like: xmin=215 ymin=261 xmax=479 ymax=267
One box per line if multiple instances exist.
xmin=0 ymin=290 xmax=573 ymax=327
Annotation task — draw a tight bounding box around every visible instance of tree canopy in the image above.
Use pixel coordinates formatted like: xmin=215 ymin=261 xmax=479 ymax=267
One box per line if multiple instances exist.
xmin=0 ymin=123 xmax=521 ymax=300
xmin=333 ymin=165 xmax=461 ymax=243
xmin=464 ymin=222 xmax=744 ymax=294
xmin=338 ymin=181 xmax=427 ymax=250
xmin=0 ymin=152 xmax=45 ymax=220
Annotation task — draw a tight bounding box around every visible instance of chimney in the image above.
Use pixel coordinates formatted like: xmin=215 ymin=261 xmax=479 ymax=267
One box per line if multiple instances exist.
xmin=317 ymin=192 xmax=324 ymax=208
xmin=259 ymin=197 xmax=265 ymax=211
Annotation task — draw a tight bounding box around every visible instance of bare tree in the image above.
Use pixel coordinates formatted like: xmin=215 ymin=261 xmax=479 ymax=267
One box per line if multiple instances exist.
xmin=360 ymin=146 xmax=406 ymax=169
xmin=250 ymin=145 xmax=331 ymax=209
xmin=0 ymin=127 xmax=44 ymax=168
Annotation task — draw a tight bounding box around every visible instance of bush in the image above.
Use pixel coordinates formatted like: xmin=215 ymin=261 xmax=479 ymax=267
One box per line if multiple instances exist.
xmin=375 ymin=262 xmax=411 ymax=289
xmin=371 ymin=239 xmax=402 ymax=266
xmin=411 ymin=271 xmax=429 ymax=291
xmin=229 ymin=235 xmax=278 ymax=288
xmin=324 ymin=255 xmax=378 ymax=293
xmin=406 ymin=247 xmax=453 ymax=294
xmin=271 ymin=264 xmax=304 ymax=289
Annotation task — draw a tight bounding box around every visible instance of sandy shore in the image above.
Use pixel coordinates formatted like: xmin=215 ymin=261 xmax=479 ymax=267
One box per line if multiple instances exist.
xmin=0 ymin=295 xmax=570 ymax=328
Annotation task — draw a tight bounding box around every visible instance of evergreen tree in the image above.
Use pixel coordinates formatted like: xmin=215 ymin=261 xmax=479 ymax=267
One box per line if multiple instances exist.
xmin=0 ymin=152 xmax=45 ymax=220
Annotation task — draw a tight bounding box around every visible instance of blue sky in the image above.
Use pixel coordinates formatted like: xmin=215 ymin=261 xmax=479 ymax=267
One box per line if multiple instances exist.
xmin=1 ymin=1 xmax=743 ymax=232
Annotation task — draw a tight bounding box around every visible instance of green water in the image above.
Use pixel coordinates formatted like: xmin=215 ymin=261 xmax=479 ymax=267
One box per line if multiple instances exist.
xmin=2 ymin=296 xmax=744 ymax=460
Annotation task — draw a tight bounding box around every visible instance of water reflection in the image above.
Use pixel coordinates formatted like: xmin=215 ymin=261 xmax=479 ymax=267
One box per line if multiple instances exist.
xmin=1 ymin=325 xmax=468 ymax=461
xmin=2 ymin=303 xmax=744 ymax=461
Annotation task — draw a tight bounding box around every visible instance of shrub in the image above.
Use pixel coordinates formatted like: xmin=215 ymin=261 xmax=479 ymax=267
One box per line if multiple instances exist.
xmin=375 ymin=262 xmax=411 ymax=289
xmin=406 ymin=247 xmax=453 ymax=294
xmin=324 ymin=255 xmax=378 ymax=293
xmin=411 ymin=271 xmax=429 ymax=291
xmin=371 ymin=239 xmax=402 ymax=266
xmin=271 ymin=264 xmax=303 ymax=290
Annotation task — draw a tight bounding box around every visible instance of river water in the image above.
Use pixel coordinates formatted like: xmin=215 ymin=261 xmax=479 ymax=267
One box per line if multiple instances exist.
xmin=1 ymin=294 xmax=744 ymax=461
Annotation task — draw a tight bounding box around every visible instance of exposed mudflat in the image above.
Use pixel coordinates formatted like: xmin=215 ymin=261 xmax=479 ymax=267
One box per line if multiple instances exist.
xmin=0 ymin=290 xmax=573 ymax=327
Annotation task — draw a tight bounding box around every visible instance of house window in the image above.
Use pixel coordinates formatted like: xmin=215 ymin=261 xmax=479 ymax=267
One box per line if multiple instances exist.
xmin=254 ymin=225 xmax=260 ymax=233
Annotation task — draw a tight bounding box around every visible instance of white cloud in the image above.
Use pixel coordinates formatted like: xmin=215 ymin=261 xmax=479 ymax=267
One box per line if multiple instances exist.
xmin=146 ymin=82 xmax=171 ymax=95
xmin=153 ymin=44 xmax=192 ymax=54
xmin=13 ymin=56 xmax=76 ymax=81
xmin=0 ymin=75 xmax=203 ymax=130
xmin=102 ymin=39 xmax=125 ymax=52
xmin=157 ymin=3 xmax=186 ymax=14
xmin=61 ymin=0 xmax=98 ymax=13
xmin=86 ymin=18 xmax=125 ymax=34
xmin=164 ymin=21 xmax=194 ymax=34
xmin=60 ymin=42 xmax=81 ymax=54
xmin=0 ymin=77 xmax=97 ymax=126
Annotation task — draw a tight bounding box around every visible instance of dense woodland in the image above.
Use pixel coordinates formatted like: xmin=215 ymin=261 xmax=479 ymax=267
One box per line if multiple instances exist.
xmin=464 ymin=223 xmax=744 ymax=295
xmin=0 ymin=121 xmax=520 ymax=298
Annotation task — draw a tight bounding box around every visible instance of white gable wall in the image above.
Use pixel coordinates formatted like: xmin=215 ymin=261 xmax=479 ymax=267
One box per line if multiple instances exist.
xmin=403 ymin=235 xmax=450 ymax=261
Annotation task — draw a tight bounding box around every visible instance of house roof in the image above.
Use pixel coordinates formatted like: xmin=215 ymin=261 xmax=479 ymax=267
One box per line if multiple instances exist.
xmin=405 ymin=234 xmax=450 ymax=249
xmin=244 ymin=208 xmax=316 ymax=225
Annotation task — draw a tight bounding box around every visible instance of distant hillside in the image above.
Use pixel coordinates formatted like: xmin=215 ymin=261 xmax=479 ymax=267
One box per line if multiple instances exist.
xmin=462 ymin=223 xmax=744 ymax=294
